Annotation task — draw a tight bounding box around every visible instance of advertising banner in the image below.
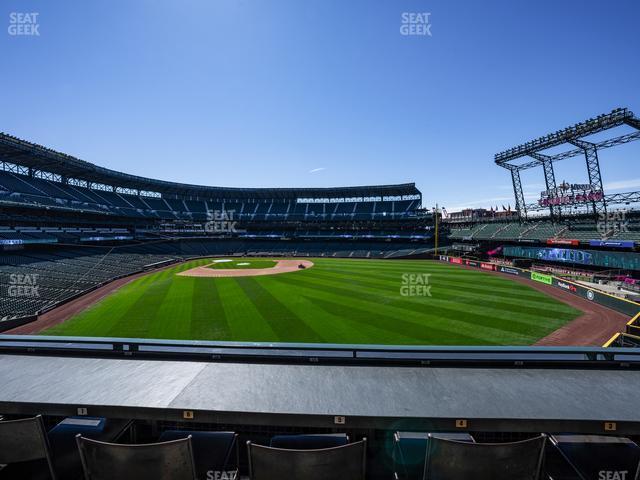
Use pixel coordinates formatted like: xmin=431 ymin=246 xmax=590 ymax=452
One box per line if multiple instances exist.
xmin=555 ymin=280 xmax=578 ymax=293
xmin=531 ymin=272 xmax=553 ymax=285
xmin=589 ymin=240 xmax=635 ymax=249
xmin=546 ymin=239 xmax=580 ymax=246
xmin=480 ymin=263 xmax=495 ymax=271
xmin=450 ymin=257 xmax=463 ymax=264
xmin=549 ymin=277 xmax=640 ymax=316
xmin=499 ymin=266 xmax=522 ymax=276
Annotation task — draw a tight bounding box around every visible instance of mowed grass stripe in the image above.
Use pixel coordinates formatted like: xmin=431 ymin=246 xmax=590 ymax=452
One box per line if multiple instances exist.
xmin=272 ymin=277 xmax=523 ymax=342
xmin=278 ymin=270 xmax=559 ymax=333
xmin=235 ymin=277 xmax=326 ymax=343
xmin=189 ymin=278 xmax=231 ymax=340
xmin=254 ymin=281 xmax=398 ymax=344
xmin=146 ymin=278 xmax=195 ymax=339
xmin=305 ymin=268 xmax=577 ymax=322
xmin=45 ymin=267 xmax=175 ymax=337
xmin=273 ymin=273 xmax=535 ymax=343
xmin=312 ymin=264 xmax=552 ymax=301
xmin=300 ymin=294 xmax=502 ymax=345
xmin=218 ymin=279 xmax=279 ymax=342
xmin=44 ymin=258 xmax=583 ymax=346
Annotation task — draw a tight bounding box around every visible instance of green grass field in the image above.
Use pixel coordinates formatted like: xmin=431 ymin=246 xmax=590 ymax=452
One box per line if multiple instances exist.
xmin=43 ymin=258 xmax=582 ymax=345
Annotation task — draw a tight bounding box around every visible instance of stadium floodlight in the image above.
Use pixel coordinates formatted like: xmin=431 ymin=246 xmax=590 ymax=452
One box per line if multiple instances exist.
xmin=494 ymin=108 xmax=640 ymax=219
xmin=494 ymin=108 xmax=633 ymax=165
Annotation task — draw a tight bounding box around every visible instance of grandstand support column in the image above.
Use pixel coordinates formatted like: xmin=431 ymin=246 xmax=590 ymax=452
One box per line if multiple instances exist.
xmin=568 ymin=139 xmax=607 ymax=218
xmin=508 ymin=166 xmax=527 ymax=221
xmin=529 ymin=152 xmax=560 ymax=220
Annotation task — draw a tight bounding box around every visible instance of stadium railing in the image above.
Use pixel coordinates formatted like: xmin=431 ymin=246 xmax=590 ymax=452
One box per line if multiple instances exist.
xmin=0 ymin=335 xmax=639 ymax=366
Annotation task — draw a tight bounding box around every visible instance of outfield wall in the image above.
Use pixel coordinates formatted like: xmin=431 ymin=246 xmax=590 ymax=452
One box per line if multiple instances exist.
xmin=438 ymin=255 xmax=640 ymax=319
xmin=627 ymin=313 xmax=640 ymax=335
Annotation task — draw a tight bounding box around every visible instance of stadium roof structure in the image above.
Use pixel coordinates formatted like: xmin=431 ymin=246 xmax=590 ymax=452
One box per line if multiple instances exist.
xmin=0 ymin=132 xmax=420 ymax=200
xmin=494 ymin=108 xmax=640 ymax=219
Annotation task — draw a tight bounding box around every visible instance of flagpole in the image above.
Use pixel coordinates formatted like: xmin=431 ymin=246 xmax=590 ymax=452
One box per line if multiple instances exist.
xmin=434 ymin=203 xmax=439 ymax=257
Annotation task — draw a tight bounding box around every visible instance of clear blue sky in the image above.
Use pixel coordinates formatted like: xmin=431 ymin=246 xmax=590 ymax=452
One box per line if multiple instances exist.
xmin=2 ymin=0 xmax=638 ymax=211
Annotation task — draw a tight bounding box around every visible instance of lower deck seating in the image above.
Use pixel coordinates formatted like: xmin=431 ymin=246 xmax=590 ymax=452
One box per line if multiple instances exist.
xmin=0 ymin=250 xmax=179 ymax=319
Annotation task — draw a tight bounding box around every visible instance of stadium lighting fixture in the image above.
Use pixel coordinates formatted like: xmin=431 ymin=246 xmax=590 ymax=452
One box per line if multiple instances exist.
xmin=494 ymin=108 xmax=640 ymax=220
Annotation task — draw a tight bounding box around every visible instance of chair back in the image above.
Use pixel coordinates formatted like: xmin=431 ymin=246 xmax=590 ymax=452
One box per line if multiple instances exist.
xmin=248 ymin=438 xmax=366 ymax=480
xmin=269 ymin=433 xmax=349 ymax=449
xmin=76 ymin=435 xmax=196 ymax=480
xmin=424 ymin=434 xmax=546 ymax=480
xmin=0 ymin=415 xmax=56 ymax=479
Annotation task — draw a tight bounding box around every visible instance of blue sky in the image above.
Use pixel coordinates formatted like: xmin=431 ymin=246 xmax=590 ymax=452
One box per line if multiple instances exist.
xmin=1 ymin=0 xmax=638 ymax=211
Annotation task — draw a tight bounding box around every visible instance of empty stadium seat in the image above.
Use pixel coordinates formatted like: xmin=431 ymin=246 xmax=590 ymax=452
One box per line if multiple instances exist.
xmin=392 ymin=432 xmax=475 ymax=480
xmin=75 ymin=435 xmax=197 ymax=480
xmin=550 ymin=434 xmax=640 ymax=480
xmin=0 ymin=415 xmax=56 ymax=480
xmin=47 ymin=417 xmax=132 ymax=480
xmin=269 ymin=433 xmax=349 ymax=449
xmin=422 ymin=434 xmax=546 ymax=480
xmin=158 ymin=430 xmax=238 ymax=479
xmin=246 ymin=438 xmax=366 ymax=480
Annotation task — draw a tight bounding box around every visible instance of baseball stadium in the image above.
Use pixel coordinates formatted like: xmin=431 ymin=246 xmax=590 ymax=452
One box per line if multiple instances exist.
xmin=1 ymin=108 xmax=640 ymax=479
xmin=2 ymin=109 xmax=640 ymax=348
xmin=2 ymin=1 xmax=640 ymax=479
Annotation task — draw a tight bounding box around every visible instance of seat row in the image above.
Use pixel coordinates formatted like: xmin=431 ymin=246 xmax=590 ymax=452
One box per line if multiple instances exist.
xmin=2 ymin=417 xmax=640 ymax=480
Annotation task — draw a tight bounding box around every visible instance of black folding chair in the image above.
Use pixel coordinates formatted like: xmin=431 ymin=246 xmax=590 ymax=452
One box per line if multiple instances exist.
xmin=269 ymin=433 xmax=349 ymax=449
xmin=423 ymin=434 xmax=546 ymax=480
xmin=158 ymin=430 xmax=239 ymax=480
xmin=550 ymin=434 xmax=640 ymax=480
xmin=247 ymin=438 xmax=366 ymax=480
xmin=0 ymin=415 xmax=56 ymax=480
xmin=393 ymin=432 xmax=475 ymax=480
xmin=76 ymin=435 xmax=196 ymax=480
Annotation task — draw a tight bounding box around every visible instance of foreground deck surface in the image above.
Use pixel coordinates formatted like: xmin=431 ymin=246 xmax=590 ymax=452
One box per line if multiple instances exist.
xmin=1 ymin=353 xmax=639 ymax=433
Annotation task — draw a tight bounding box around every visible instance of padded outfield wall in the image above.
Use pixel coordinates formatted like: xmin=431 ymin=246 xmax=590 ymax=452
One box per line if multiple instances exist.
xmin=438 ymin=255 xmax=640 ymax=319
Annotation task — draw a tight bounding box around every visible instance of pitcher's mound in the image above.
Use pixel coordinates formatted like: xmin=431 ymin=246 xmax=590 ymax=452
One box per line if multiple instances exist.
xmin=177 ymin=259 xmax=314 ymax=278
